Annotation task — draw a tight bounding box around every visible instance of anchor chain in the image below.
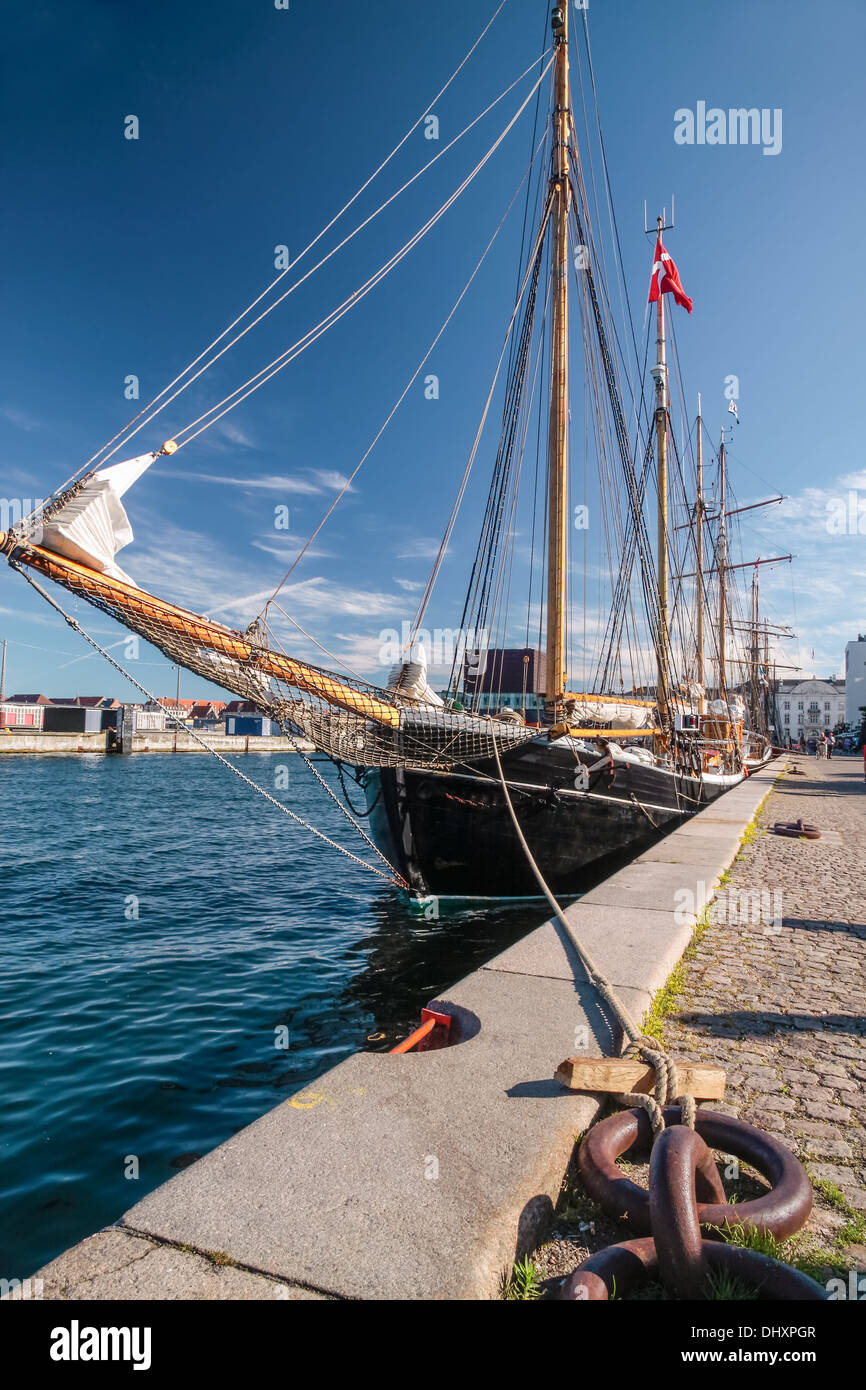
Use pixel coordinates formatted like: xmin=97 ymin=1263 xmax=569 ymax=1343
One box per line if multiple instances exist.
xmin=558 ymin=1106 xmax=825 ymax=1301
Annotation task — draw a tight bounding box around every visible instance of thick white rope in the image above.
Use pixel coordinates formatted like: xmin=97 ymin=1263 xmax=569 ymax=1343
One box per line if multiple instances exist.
xmin=489 ymin=732 xmax=695 ymax=1135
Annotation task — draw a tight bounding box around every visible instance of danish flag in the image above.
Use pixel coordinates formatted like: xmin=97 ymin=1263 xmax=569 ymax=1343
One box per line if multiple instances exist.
xmin=648 ymin=235 xmax=693 ymax=313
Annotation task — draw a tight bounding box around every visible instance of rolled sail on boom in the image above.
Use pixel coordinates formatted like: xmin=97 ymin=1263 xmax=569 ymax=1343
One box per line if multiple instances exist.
xmin=0 ymin=466 xmax=535 ymax=769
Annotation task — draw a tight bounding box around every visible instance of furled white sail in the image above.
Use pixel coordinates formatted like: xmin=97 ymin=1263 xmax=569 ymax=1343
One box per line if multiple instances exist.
xmin=563 ymin=697 xmax=654 ymax=729
xmin=709 ymin=696 xmax=746 ymax=721
xmin=387 ymin=642 xmax=444 ymax=706
xmin=37 ymin=453 xmax=156 ymax=586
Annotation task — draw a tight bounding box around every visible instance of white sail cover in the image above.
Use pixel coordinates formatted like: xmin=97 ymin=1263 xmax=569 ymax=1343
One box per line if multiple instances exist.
xmin=387 ymin=642 xmax=444 ymax=707
xmin=38 ymin=452 xmax=156 ymax=587
xmin=564 ymin=697 xmax=654 ymax=729
xmin=709 ymin=696 xmax=746 ymax=721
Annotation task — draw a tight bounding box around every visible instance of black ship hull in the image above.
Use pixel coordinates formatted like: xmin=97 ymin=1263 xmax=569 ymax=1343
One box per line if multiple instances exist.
xmin=361 ymin=737 xmax=742 ymax=898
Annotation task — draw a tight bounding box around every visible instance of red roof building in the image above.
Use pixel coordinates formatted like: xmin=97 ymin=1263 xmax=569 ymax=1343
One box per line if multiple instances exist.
xmin=190 ymin=700 xmax=226 ymax=720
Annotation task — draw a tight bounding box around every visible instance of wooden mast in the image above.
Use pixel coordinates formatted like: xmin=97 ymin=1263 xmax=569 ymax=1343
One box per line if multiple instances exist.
xmin=717 ymin=426 xmax=727 ymax=698
xmin=695 ymin=393 xmax=705 ymax=713
xmin=652 ymin=217 xmax=670 ymax=724
xmin=544 ymin=3 xmax=570 ymax=707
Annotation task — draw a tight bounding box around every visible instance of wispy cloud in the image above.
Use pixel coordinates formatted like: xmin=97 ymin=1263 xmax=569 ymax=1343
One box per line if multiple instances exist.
xmin=259 ymin=575 xmax=401 ymax=619
xmin=251 ymin=536 xmax=333 ymax=562
xmin=312 ymin=469 xmax=355 ymax=492
xmin=0 ymin=406 xmax=41 ymax=432
xmin=202 ymin=575 xmax=403 ymax=626
xmin=165 ymin=471 xmax=323 ymax=494
xmin=396 ymin=538 xmax=444 ymax=560
xmin=743 ymin=474 xmax=866 ymax=676
xmin=216 ymin=420 xmax=256 ymax=449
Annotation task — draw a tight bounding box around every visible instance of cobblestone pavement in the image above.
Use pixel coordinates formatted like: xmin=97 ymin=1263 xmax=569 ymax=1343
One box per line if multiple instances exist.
xmin=533 ymin=754 xmax=866 ymax=1292
xmin=664 ymin=753 xmax=866 ymax=1262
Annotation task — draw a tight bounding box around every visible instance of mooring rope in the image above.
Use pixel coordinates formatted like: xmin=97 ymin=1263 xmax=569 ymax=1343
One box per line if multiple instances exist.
xmin=12 ymin=563 xmax=409 ymax=891
xmin=490 ymin=731 xmax=695 ymax=1135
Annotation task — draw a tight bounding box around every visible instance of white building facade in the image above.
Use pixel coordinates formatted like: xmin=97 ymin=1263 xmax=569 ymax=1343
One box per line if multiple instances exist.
xmin=773 ymin=677 xmax=846 ymax=743
xmin=844 ymin=637 xmax=866 ymax=725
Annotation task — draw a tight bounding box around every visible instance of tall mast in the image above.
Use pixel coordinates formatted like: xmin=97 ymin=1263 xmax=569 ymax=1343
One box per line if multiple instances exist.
xmin=695 ymin=394 xmax=704 ymax=710
xmin=651 ymin=217 xmax=670 ymax=721
xmin=0 ymin=638 xmax=6 ymax=702
xmin=717 ymin=427 xmax=727 ymax=697
xmin=750 ymin=566 xmax=759 ymax=724
xmin=544 ymin=3 xmax=570 ymax=706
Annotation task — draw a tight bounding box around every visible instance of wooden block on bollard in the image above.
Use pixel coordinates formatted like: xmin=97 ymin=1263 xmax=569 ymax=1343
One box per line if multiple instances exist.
xmin=555 ymin=1056 xmax=725 ymax=1101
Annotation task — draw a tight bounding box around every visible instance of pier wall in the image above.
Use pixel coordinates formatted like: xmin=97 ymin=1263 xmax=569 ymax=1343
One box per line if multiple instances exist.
xmin=0 ymin=730 xmax=301 ymax=755
xmin=32 ymin=763 xmax=782 ymax=1300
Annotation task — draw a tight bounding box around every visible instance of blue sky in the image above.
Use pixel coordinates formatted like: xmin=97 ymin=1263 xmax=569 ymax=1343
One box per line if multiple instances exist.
xmin=2 ymin=0 xmax=864 ymax=701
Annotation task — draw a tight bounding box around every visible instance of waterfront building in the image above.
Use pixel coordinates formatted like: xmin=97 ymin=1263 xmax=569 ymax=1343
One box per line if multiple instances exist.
xmin=225 ymin=714 xmax=278 ymax=736
xmin=42 ymin=705 xmax=104 ymax=734
xmin=772 ymin=677 xmax=846 ymax=741
xmin=0 ymin=701 xmax=45 ymax=728
xmin=462 ymin=647 xmax=546 ymax=722
xmin=844 ymin=636 xmax=866 ymax=725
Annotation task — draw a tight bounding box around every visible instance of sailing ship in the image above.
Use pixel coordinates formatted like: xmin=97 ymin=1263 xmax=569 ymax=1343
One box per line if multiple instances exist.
xmin=1 ymin=4 xmax=786 ymax=899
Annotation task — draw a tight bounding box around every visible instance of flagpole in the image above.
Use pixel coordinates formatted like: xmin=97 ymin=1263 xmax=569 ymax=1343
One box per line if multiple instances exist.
xmin=646 ymin=208 xmax=692 ymax=733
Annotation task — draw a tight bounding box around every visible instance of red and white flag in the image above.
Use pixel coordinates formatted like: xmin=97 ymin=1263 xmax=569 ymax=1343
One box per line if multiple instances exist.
xmin=648 ymin=235 xmax=693 ymax=313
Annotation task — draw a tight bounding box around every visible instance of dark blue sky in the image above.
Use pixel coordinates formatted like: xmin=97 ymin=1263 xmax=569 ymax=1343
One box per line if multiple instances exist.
xmin=2 ymin=0 xmax=864 ymax=698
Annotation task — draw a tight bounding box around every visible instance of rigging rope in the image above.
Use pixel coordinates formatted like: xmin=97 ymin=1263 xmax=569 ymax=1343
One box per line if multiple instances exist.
xmin=12 ymin=564 xmax=409 ymax=891
xmin=171 ymin=57 xmax=555 ymax=451
xmin=37 ymin=2 xmax=516 ymax=508
xmin=258 ymin=120 xmax=552 ymax=621
xmin=410 ymin=188 xmax=555 ymax=645
xmin=285 ymin=735 xmax=402 ymax=881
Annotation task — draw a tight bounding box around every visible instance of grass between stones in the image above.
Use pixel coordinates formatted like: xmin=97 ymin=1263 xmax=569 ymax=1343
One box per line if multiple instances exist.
xmin=642 ymin=792 xmax=771 ymax=1046
xmin=519 ymin=774 xmax=864 ymax=1298
xmin=177 ymin=1243 xmax=236 ymax=1268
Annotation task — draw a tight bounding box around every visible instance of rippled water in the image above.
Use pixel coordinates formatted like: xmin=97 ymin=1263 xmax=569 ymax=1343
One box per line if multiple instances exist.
xmin=0 ymin=751 xmax=549 ymax=1275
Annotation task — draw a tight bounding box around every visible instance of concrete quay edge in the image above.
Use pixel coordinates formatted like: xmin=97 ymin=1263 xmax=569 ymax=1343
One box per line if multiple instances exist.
xmin=0 ymin=731 xmax=305 ymax=755
xmin=32 ymin=761 xmax=781 ymax=1301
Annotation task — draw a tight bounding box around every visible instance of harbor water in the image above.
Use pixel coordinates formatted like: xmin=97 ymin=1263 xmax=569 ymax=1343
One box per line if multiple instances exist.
xmin=0 ymin=752 xmax=549 ymax=1276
